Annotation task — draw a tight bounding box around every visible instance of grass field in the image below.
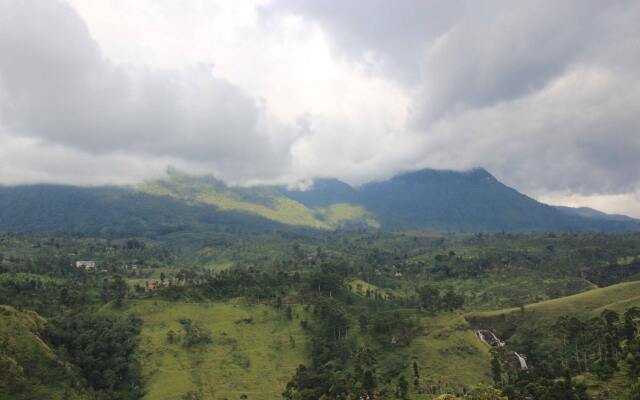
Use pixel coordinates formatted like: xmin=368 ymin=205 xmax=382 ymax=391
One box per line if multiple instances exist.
xmin=127 ymin=300 xmax=309 ymax=400
xmin=0 ymin=272 xmax=63 ymax=283
xmin=348 ymin=278 xmax=395 ymax=299
xmin=409 ymin=313 xmax=492 ymax=393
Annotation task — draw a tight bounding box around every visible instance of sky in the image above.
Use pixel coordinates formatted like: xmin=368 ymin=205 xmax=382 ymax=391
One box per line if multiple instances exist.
xmin=0 ymin=0 xmax=639 ymax=217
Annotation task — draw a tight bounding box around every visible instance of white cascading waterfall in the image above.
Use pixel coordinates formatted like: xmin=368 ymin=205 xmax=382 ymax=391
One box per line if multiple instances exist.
xmin=514 ymin=352 xmax=528 ymax=369
xmin=475 ymin=330 xmax=505 ymax=347
xmin=486 ymin=330 xmax=505 ymax=347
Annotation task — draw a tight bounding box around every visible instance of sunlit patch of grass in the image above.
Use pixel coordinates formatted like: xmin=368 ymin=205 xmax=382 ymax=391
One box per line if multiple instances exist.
xmin=409 ymin=313 xmax=493 ymax=392
xmin=138 ymin=175 xmax=379 ymax=229
xmin=127 ymin=300 xmax=309 ymax=400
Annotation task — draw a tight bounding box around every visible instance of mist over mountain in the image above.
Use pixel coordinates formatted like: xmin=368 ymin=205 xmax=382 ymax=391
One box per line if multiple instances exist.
xmin=1 ymin=168 xmax=637 ymax=237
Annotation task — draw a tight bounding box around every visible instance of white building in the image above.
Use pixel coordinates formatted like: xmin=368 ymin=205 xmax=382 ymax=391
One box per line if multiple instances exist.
xmin=75 ymin=261 xmax=96 ymax=270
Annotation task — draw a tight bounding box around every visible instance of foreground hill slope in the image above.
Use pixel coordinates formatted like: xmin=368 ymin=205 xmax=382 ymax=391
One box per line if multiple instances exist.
xmin=0 ymin=305 xmax=86 ymax=400
xmin=128 ymin=300 xmax=309 ymax=400
xmin=0 ymin=168 xmax=638 ymax=235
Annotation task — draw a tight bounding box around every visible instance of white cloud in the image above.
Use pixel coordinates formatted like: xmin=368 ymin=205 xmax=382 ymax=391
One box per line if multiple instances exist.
xmin=539 ymin=193 xmax=640 ymax=219
xmin=1 ymin=0 xmax=639 ymax=216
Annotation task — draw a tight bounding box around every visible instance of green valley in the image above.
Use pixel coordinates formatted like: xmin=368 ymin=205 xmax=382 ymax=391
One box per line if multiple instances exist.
xmin=2 ymin=231 xmax=640 ymax=399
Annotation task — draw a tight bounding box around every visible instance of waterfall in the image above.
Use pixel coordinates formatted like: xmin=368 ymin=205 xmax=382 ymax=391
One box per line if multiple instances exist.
xmin=475 ymin=330 xmax=528 ymax=370
xmin=486 ymin=331 xmax=505 ymax=347
xmin=475 ymin=330 xmax=505 ymax=347
xmin=514 ymin=352 xmax=528 ymax=369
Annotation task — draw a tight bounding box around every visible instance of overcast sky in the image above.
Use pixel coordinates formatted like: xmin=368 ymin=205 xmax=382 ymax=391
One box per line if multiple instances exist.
xmin=1 ymin=0 xmax=639 ymax=216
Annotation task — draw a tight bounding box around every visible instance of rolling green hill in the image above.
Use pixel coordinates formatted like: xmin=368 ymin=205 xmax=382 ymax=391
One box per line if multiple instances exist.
xmin=465 ymin=280 xmax=640 ymax=338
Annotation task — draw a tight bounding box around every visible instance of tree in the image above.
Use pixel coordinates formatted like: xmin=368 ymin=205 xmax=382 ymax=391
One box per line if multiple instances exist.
xmin=627 ymin=378 xmax=640 ymax=400
xmin=179 ymin=319 xmax=211 ymax=347
xmin=491 ymin=352 xmax=502 ymax=386
xmin=396 ymin=376 xmax=409 ymax=399
xmin=362 ymin=370 xmax=376 ymax=395
xmin=625 ymin=307 xmax=640 ymax=342
xmin=418 ymin=285 xmax=440 ymax=313
xmin=626 ymin=338 xmax=640 ymax=379
xmin=59 ymin=287 xmax=70 ymax=306
xmin=441 ymin=288 xmax=465 ymax=311
xmin=285 ymin=305 xmax=293 ymax=320
xmin=359 ymin=314 xmax=369 ymax=333
xmin=464 ymin=384 xmax=506 ymax=400
xmin=112 ymin=275 xmax=128 ymax=307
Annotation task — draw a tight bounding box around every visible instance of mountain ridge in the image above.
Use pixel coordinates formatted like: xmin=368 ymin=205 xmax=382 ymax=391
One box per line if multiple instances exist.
xmin=0 ymin=168 xmax=638 ymax=236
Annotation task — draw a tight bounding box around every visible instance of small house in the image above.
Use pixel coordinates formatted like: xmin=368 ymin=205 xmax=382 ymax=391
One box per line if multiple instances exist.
xmin=75 ymin=261 xmax=96 ymax=270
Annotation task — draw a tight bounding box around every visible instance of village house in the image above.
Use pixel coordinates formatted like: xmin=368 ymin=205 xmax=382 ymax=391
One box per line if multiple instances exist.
xmin=75 ymin=260 xmax=96 ymax=270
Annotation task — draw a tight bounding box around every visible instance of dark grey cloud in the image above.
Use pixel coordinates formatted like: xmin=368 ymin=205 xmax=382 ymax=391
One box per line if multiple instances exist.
xmin=265 ymin=0 xmax=640 ymax=199
xmin=0 ymin=0 xmax=293 ymax=182
xmin=261 ymin=0 xmax=466 ymax=83
xmin=0 ymin=0 xmax=639 ymax=216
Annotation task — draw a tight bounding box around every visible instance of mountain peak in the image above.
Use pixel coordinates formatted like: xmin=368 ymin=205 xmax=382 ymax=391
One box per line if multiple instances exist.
xmin=390 ymin=167 xmax=497 ymax=185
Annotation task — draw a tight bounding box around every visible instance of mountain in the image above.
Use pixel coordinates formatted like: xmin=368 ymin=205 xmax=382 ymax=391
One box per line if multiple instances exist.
xmin=554 ymin=205 xmax=638 ymax=222
xmin=0 ymin=184 xmax=287 ymax=237
xmin=0 ymin=168 xmax=638 ymax=236
xmin=281 ymin=168 xmax=640 ymax=232
xmin=137 ymin=170 xmax=379 ymax=230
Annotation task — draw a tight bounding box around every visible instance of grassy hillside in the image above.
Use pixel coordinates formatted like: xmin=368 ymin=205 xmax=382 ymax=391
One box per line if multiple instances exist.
xmin=465 ymin=280 xmax=640 ymax=336
xmin=0 ymin=305 xmax=85 ymax=400
xmin=127 ymin=300 xmax=309 ymax=400
xmin=138 ymin=171 xmax=378 ymax=230
xmin=409 ymin=313 xmax=493 ymax=392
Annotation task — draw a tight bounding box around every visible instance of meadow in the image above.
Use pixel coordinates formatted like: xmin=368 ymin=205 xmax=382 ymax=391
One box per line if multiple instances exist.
xmin=127 ymin=300 xmax=309 ymax=400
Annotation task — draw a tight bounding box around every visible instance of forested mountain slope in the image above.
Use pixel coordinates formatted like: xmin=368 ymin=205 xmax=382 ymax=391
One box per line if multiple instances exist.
xmin=1 ymin=168 xmax=638 ymax=236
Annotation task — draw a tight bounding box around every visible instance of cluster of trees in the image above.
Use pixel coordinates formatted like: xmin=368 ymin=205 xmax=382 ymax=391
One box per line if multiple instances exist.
xmin=177 ymin=318 xmax=212 ymax=347
xmin=417 ymin=285 xmax=465 ymax=313
xmin=101 ymin=275 xmax=129 ymax=307
xmin=552 ymin=308 xmax=640 ymax=379
xmin=494 ymin=307 xmax=640 ymax=400
xmin=501 ymin=373 xmax=589 ymax=400
xmin=0 ymin=276 xmax=95 ymax=316
xmin=283 ymin=269 xmax=423 ymax=399
xmin=585 ymin=259 xmax=640 ymax=287
xmin=49 ymin=312 xmax=144 ymax=399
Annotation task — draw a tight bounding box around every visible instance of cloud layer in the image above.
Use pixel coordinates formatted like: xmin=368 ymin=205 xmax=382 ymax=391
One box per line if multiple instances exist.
xmin=1 ymin=0 xmax=639 ymax=215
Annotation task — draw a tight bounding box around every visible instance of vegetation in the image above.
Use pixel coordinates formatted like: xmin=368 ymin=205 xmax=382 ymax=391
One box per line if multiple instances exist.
xmin=132 ymin=300 xmax=308 ymax=400
xmin=2 ymin=169 xmax=638 ymax=236
xmin=3 ymin=231 xmax=640 ymax=398
xmin=0 ymin=305 xmax=86 ymax=400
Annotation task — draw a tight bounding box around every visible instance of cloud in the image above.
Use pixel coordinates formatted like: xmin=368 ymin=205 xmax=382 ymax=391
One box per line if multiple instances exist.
xmin=265 ymin=0 xmax=640 ymax=210
xmin=0 ymin=0 xmax=639 ymax=216
xmin=0 ymin=0 xmax=294 ymax=183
